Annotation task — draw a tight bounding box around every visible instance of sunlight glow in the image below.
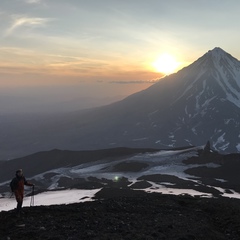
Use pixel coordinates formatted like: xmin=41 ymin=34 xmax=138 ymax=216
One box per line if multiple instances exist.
xmin=153 ymin=53 xmax=179 ymax=75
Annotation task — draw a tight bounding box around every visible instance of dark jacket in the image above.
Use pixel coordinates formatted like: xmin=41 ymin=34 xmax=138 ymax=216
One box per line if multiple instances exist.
xmin=10 ymin=175 xmax=33 ymax=197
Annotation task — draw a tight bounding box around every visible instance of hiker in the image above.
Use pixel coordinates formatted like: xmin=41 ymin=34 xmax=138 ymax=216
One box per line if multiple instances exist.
xmin=10 ymin=169 xmax=34 ymax=213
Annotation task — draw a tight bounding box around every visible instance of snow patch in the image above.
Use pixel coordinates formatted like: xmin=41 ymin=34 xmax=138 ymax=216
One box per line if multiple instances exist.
xmin=0 ymin=189 xmax=101 ymax=212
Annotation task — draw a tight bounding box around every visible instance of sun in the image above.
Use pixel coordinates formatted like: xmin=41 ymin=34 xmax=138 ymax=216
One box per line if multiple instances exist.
xmin=153 ymin=53 xmax=179 ymax=75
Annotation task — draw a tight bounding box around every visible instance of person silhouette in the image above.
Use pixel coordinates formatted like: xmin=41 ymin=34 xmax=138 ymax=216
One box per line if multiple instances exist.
xmin=10 ymin=169 xmax=34 ymax=214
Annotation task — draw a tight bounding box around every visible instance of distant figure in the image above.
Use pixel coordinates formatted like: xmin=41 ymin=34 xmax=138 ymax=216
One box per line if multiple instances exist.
xmin=10 ymin=169 xmax=34 ymax=213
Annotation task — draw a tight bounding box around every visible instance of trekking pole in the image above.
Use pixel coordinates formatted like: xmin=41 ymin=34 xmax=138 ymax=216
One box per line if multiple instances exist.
xmin=30 ymin=185 xmax=34 ymax=207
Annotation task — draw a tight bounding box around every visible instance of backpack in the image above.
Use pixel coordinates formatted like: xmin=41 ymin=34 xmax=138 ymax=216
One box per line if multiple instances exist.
xmin=10 ymin=177 xmax=18 ymax=192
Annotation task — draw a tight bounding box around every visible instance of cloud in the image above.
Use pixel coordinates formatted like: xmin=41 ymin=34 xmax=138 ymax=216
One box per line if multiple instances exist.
xmin=109 ymin=79 xmax=160 ymax=84
xmin=5 ymin=16 xmax=51 ymax=35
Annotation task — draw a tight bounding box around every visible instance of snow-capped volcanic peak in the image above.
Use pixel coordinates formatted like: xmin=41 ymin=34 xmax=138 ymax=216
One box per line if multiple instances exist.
xmin=192 ymin=47 xmax=240 ymax=108
xmin=199 ymin=47 xmax=240 ymax=69
xmin=207 ymin=47 xmax=238 ymax=63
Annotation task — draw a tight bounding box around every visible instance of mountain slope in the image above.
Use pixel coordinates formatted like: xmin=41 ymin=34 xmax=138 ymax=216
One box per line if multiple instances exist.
xmin=1 ymin=145 xmax=240 ymax=198
xmin=2 ymin=189 xmax=240 ymax=240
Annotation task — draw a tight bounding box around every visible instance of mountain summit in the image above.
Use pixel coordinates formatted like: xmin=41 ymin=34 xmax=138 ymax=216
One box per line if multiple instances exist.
xmin=190 ymin=47 xmax=240 ymax=108
xmin=1 ymin=47 xmax=240 ymax=159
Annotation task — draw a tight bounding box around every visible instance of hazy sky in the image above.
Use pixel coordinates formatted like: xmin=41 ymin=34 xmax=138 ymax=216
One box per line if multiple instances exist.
xmin=1 ymin=0 xmax=240 ymax=106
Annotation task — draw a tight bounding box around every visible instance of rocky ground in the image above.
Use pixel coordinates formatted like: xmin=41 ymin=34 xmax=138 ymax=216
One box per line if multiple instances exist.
xmin=1 ymin=188 xmax=240 ymax=240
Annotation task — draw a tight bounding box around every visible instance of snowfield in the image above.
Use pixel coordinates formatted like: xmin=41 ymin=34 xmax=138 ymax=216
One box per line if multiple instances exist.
xmin=1 ymin=185 xmax=240 ymax=212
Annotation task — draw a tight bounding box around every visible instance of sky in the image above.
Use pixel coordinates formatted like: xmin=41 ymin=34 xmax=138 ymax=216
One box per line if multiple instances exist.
xmin=1 ymin=0 xmax=240 ymax=110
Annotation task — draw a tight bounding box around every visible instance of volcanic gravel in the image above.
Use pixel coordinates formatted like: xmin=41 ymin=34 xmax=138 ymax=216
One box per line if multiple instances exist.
xmin=1 ymin=188 xmax=240 ymax=240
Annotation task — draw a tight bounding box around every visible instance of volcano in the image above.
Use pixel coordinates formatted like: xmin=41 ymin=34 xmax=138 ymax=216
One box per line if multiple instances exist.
xmin=60 ymin=47 xmax=240 ymax=153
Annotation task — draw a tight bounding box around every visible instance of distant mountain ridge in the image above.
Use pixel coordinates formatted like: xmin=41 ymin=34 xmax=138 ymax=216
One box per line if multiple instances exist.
xmin=1 ymin=47 xmax=240 ymax=159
